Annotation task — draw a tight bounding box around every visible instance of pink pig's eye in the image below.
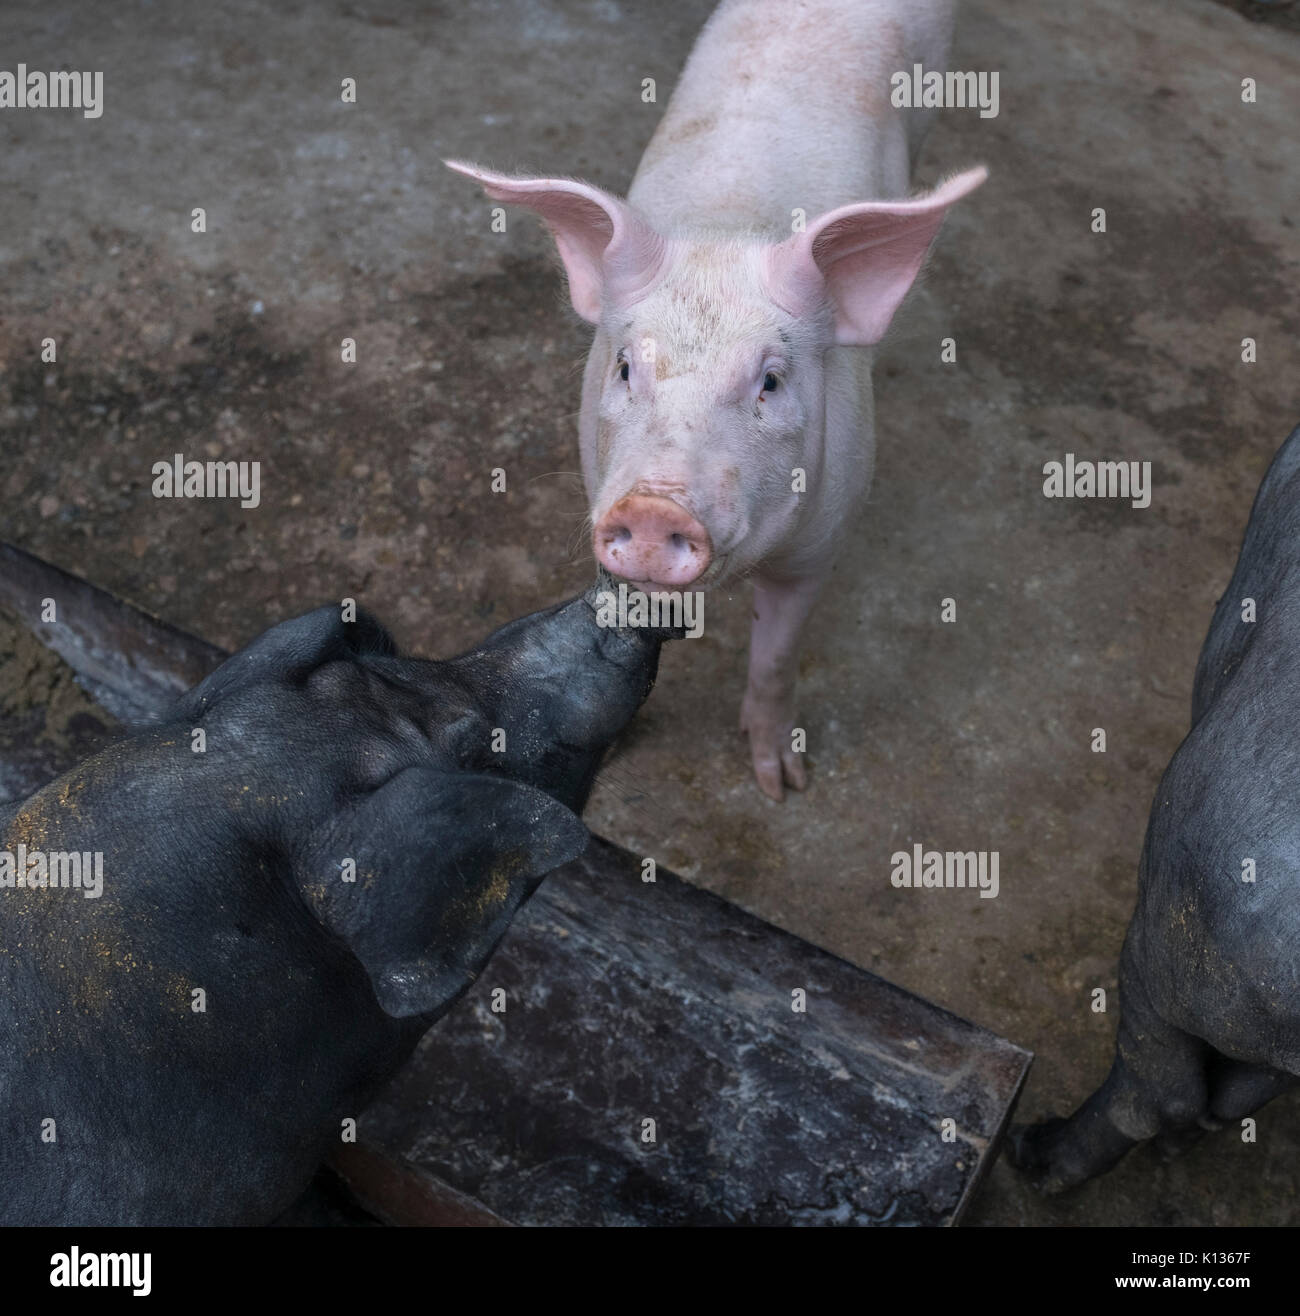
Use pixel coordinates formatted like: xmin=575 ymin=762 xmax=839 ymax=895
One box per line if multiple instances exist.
xmin=620 ymin=360 xmax=630 ymax=382
xmin=761 ymin=372 xmax=780 ymax=395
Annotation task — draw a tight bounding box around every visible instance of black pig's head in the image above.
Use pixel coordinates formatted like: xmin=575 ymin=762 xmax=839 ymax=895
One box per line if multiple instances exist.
xmin=158 ymin=576 xmax=677 ymax=1021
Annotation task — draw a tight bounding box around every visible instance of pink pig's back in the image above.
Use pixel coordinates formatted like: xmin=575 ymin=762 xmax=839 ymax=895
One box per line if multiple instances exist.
xmin=629 ymin=0 xmax=954 ymax=235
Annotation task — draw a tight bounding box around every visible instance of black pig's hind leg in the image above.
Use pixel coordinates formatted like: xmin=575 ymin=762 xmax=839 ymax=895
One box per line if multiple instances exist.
xmin=1207 ymin=1057 xmax=1297 ymax=1123
xmin=1150 ymin=1057 xmax=1300 ymax=1160
xmin=1010 ymin=995 xmax=1209 ymax=1194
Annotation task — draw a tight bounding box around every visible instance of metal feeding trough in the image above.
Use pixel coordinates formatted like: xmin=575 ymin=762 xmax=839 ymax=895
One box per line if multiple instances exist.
xmin=0 ymin=542 xmax=1031 ymax=1227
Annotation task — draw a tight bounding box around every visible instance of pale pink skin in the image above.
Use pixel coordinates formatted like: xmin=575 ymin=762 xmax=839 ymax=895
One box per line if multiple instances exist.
xmin=448 ymin=0 xmax=985 ymax=800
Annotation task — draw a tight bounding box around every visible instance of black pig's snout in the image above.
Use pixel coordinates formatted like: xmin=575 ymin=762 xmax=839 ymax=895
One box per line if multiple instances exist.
xmin=584 ymin=567 xmax=691 ymax=642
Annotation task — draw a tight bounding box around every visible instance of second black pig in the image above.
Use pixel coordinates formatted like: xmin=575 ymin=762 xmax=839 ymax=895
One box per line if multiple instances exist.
xmin=1012 ymin=424 xmax=1300 ymax=1192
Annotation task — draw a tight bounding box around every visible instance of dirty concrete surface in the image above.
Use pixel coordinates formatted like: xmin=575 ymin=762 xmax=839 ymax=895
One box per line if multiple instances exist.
xmin=1 ymin=0 xmax=1297 ymax=1226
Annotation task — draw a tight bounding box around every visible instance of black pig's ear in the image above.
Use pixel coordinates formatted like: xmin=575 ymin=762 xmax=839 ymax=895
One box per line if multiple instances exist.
xmin=309 ymin=768 xmax=588 ymax=1019
xmin=174 ymin=605 xmax=395 ymax=715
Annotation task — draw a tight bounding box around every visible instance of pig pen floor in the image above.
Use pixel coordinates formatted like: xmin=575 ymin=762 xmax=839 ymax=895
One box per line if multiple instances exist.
xmin=1 ymin=0 xmax=1297 ymax=1226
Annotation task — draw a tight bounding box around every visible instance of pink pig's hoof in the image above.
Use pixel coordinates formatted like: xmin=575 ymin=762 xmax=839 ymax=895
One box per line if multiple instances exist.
xmin=740 ymin=695 xmax=808 ymax=802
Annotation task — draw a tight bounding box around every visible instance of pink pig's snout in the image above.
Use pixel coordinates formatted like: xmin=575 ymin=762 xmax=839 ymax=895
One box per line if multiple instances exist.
xmin=593 ymin=494 xmax=712 ymax=588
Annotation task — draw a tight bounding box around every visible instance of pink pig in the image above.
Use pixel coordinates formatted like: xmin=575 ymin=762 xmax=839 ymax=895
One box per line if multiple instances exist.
xmin=449 ymin=0 xmax=985 ymax=800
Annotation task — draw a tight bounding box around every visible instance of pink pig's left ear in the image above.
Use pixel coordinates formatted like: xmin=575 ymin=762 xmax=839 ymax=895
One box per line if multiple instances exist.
xmin=764 ymin=166 xmax=988 ymax=347
xmin=445 ymin=159 xmax=666 ymax=324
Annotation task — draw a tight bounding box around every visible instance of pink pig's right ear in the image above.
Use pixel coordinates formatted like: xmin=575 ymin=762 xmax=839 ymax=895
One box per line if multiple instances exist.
xmin=445 ymin=160 xmax=666 ymax=323
xmin=764 ymin=166 xmax=988 ymax=347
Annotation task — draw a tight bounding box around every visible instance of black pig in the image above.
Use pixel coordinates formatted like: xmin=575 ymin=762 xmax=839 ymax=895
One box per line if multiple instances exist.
xmin=0 ymin=575 xmax=675 ymax=1224
xmin=1012 ymin=424 xmax=1300 ymax=1191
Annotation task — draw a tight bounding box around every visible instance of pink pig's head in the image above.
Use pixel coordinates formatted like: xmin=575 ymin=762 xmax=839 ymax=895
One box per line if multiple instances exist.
xmin=446 ymin=161 xmax=986 ymax=590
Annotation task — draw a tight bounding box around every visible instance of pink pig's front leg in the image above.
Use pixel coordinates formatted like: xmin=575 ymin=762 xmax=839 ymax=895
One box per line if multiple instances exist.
xmin=740 ymin=572 xmax=826 ymax=802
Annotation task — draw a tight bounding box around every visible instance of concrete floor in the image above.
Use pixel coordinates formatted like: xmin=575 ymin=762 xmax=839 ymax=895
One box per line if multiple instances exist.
xmin=2 ymin=0 xmax=1298 ymax=1225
